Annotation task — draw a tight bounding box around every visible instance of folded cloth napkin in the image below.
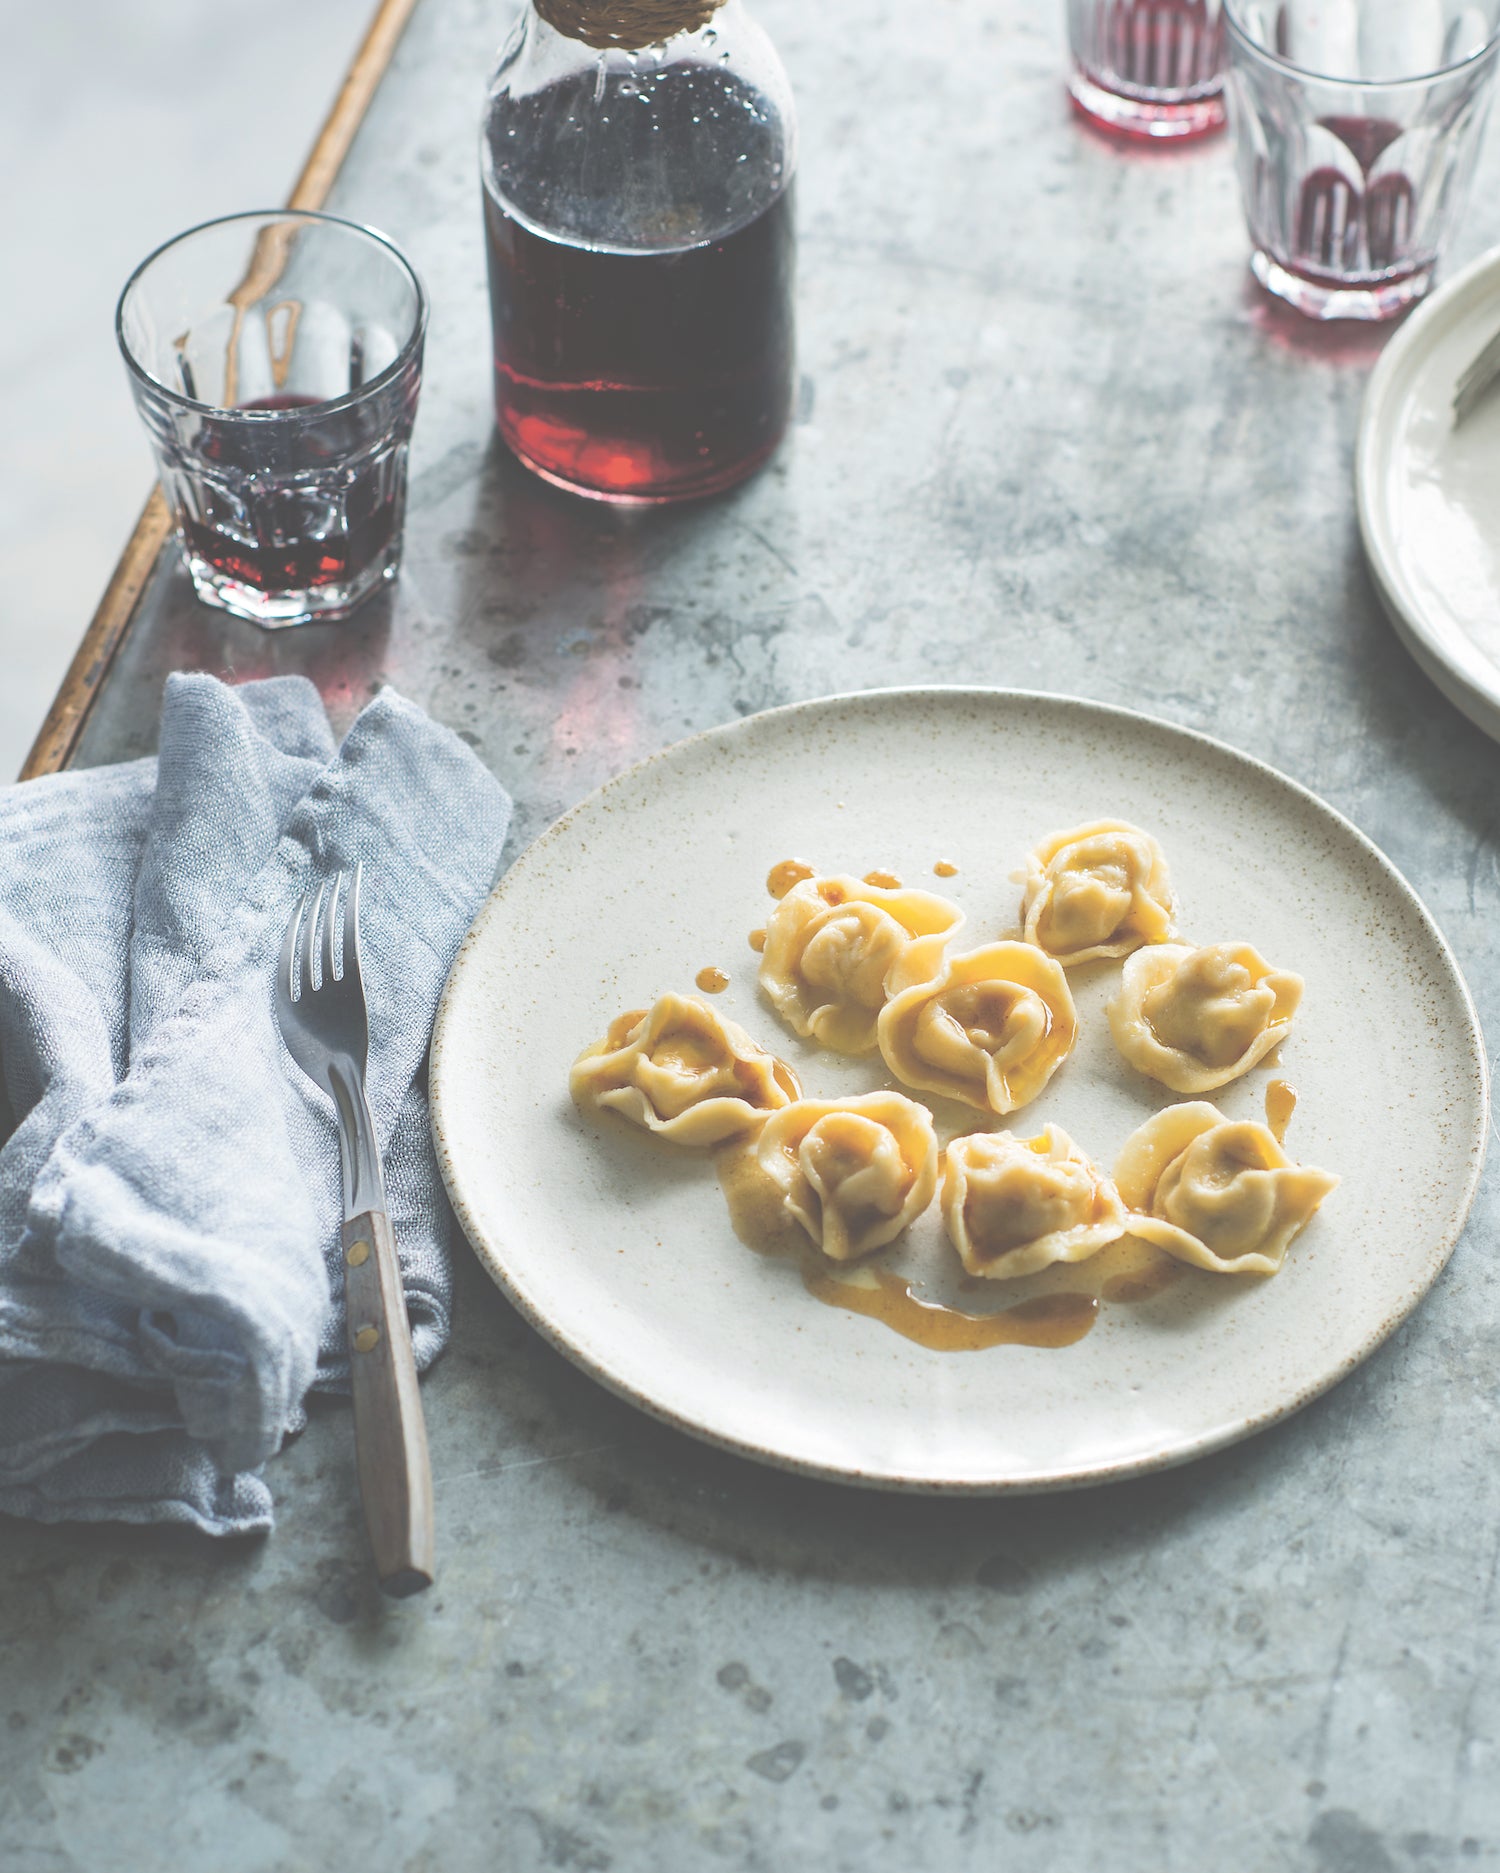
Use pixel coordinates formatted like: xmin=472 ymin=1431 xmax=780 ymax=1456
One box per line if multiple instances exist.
xmin=0 ymin=674 xmax=511 ymax=1535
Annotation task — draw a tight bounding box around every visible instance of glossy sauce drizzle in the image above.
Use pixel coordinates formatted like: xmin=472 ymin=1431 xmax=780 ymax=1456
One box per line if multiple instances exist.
xmin=1265 ymin=1078 xmax=1297 ymax=1145
xmin=695 ymin=966 xmax=729 ymax=994
xmin=1003 ymin=1233 xmax=1186 ymax=1309
xmin=933 ymin=860 xmax=959 ymax=878
xmin=1101 ymin=1257 xmax=1183 ymax=1304
xmin=748 ymin=928 xmax=767 ymax=953
xmin=767 ymin=860 xmax=815 ymax=899
xmin=863 ymin=869 xmax=902 ymax=889
xmin=805 ymin=1266 xmax=1097 ymax=1351
xmin=714 ymin=1145 xmax=1184 ymax=1355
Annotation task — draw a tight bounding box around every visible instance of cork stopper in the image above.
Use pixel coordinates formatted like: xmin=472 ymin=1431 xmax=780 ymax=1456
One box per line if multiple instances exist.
xmin=534 ymin=0 xmax=729 ymax=51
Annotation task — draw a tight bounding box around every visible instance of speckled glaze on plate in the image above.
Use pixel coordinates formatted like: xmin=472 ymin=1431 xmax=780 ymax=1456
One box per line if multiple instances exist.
xmin=429 ymin=689 xmax=1488 ymax=1493
xmin=1359 ymin=243 xmax=1500 ymax=745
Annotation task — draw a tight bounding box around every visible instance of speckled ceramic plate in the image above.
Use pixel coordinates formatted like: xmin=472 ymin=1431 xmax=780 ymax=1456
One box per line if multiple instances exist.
xmin=429 ymin=689 xmax=1487 ymax=1493
xmin=1359 ymin=243 xmax=1500 ymax=745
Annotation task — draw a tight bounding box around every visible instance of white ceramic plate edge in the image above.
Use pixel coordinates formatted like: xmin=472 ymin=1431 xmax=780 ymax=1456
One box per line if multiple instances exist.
xmin=1358 ymin=243 xmax=1500 ymax=744
xmin=430 ymin=687 xmax=1491 ymax=1494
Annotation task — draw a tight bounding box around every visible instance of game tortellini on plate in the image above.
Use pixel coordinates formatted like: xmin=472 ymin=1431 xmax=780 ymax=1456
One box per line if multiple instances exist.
xmin=877 ymin=939 xmax=1077 ymax=1115
xmin=757 ymin=1091 xmax=938 ymax=1262
xmin=758 ymin=873 xmax=964 ymax=1053
xmin=1114 ymin=1103 xmax=1338 ymax=1276
xmin=570 ymin=993 xmax=801 ymax=1145
xmin=1021 ymin=820 xmax=1178 ymax=967
xmin=1108 ymin=942 xmax=1302 ymax=1094
xmin=941 ymin=1125 xmax=1127 ymax=1279
xmin=569 ymin=824 xmax=1336 ymax=1306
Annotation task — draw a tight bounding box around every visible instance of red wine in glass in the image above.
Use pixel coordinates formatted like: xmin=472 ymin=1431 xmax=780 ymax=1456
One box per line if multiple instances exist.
xmin=1292 ymin=117 xmax=1415 ymax=281
xmin=1068 ymin=0 xmax=1226 ymax=139
xmin=181 ymin=392 xmax=405 ymax=603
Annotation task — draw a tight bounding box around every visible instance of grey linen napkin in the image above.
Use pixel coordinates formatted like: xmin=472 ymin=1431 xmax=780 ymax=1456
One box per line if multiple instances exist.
xmin=0 ymin=674 xmax=511 ymax=1535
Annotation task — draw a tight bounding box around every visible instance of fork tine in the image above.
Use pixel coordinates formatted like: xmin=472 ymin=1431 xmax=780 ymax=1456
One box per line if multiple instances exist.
xmin=301 ymin=880 xmax=326 ymax=996
xmin=344 ymin=862 xmax=363 ymax=992
xmin=322 ymin=872 xmax=345 ymax=987
xmin=280 ymin=893 xmax=307 ymax=1004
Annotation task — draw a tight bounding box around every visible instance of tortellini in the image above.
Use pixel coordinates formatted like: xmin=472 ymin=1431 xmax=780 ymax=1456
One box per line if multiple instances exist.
xmin=759 ymin=874 xmax=963 ymax=1054
xmin=877 ymin=940 xmax=1077 ymax=1115
xmin=1114 ymin=1103 xmax=1338 ymax=1276
xmin=571 ymin=994 xmax=800 ymax=1146
xmin=572 ymin=830 xmax=1340 ymax=1322
xmin=1108 ymin=942 xmax=1303 ymax=1093
xmin=757 ymin=1092 xmax=938 ymax=1262
xmin=1021 ymin=820 xmax=1178 ymax=967
xmin=942 ymin=1125 xmax=1127 ymax=1279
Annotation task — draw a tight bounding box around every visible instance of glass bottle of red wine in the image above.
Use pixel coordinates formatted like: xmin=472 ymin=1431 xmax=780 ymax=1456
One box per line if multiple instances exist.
xmin=481 ymin=0 xmax=796 ymax=504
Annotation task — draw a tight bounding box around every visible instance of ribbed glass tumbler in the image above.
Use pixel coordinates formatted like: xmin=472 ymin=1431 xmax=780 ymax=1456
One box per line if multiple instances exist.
xmin=1068 ymin=0 xmax=1226 ymax=140
xmin=117 ymin=211 xmax=427 ymax=627
xmin=1225 ymin=1 xmax=1500 ymax=320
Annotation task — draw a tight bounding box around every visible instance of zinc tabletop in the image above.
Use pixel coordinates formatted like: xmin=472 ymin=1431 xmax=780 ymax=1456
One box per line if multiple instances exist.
xmin=7 ymin=3 xmax=1500 ymax=1869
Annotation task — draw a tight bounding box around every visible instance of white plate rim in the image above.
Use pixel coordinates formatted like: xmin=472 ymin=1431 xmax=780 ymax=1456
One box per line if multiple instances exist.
xmin=430 ymin=686 xmax=1491 ymax=1494
xmin=1358 ymin=241 xmax=1500 ymax=745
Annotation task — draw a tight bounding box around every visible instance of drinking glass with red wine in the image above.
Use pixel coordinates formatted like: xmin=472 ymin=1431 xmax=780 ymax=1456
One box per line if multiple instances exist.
xmin=117 ymin=211 xmax=426 ymax=627
xmin=1224 ymin=0 xmax=1500 ymax=321
xmin=1068 ymin=0 xmax=1227 ymax=141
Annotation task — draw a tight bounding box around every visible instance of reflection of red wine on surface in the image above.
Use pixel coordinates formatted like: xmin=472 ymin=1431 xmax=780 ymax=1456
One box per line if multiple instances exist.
xmin=183 ymin=391 xmax=402 ymax=597
xmin=485 ymin=188 xmax=794 ymax=503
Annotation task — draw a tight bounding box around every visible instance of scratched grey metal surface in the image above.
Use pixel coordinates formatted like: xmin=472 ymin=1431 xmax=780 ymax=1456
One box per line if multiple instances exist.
xmin=5 ymin=3 xmax=1500 ymax=1869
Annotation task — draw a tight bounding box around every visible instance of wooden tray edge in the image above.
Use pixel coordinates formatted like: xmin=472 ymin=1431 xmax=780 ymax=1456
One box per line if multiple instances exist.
xmin=19 ymin=0 xmax=423 ymax=783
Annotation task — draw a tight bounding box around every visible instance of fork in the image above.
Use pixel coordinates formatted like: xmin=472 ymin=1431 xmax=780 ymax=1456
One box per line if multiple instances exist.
xmin=1453 ymin=323 xmax=1500 ymax=428
xmin=276 ymin=865 xmax=434 ymax=1597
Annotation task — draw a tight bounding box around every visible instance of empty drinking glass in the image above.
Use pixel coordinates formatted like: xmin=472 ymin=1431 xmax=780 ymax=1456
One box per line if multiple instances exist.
xmin=1225 ymin=0 xmax=1500 ymax=320
xmin=117 ymin=211 xmax=427 ymax=627
xmin=1068 ymin=0 xmax=1227 ymax=140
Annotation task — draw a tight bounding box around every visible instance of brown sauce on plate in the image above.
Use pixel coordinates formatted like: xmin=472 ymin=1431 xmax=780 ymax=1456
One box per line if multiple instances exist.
xmin=767 ymin=859 xmax=814 ymax=898
xmin=1101 ymin=1256 xmax=1184 ymax=1304
xmin=804 ymin=1266 xmax=1097 ymax=1351
xmin=933 ymin=860 xmax=959 ymax=877
xmin=717 ymin=1142 xmax=808 ymax=1257
xmin=1265 ymin=1078 xmax=1297 ymax=1145
xmin=1002 ymin=1233 xmax=1187 ymax=1308
xmin=748 ymin=928 xmax=767 ymax=953
xmin=695 ymin=966 xmax=730 ymax=994
xmin=863 ymin=869 xmax=902 ymax=889
xmin=713 ymin=1147 xmax=1185 ymax=1354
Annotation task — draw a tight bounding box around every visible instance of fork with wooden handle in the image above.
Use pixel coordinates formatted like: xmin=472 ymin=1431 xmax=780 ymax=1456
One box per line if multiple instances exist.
xmin=1453 ymin=323 xmax=1500 ymax=428
xmin=275 ymin=865 xmax=434 ymax=1597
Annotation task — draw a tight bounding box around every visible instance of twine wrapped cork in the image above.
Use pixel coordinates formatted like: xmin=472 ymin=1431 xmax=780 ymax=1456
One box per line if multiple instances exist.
xmin=535 ymin=0 xmax=729 ymax=50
